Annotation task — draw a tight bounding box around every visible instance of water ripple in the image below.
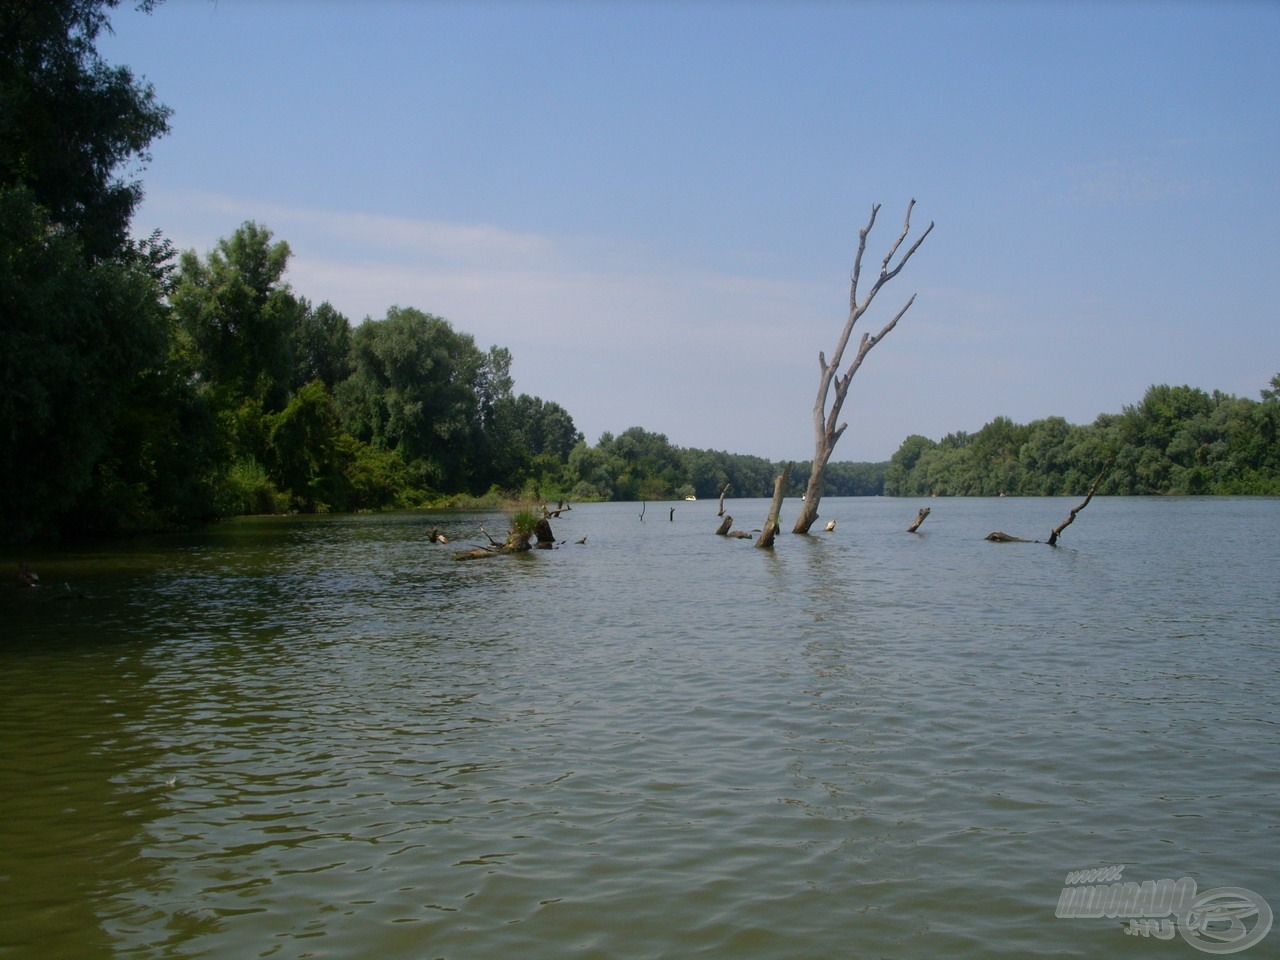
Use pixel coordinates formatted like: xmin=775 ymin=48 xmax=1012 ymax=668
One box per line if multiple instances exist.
xmin=2 ymin=499 xmax=1278 ymax=958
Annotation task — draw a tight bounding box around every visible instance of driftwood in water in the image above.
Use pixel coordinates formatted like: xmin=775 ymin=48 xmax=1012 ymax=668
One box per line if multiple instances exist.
xmin=454 ymin=516 xmax=555 ymax=560
xmin=670 ymin=507 xmax=675 ymax=522
xmin=715 ymin=514 xmax=753 ymax=539
xmin=984 ymin=460 xmax=1112 ymax=546
xmin=639 ymin=501 xmax=646 ymax=521
xmin=718 ymin=483 xmax=732 ymax=516
xmin=544 ymin=500 xmax=571 ymax=518
xmin=756 ymin=462 xmax=792 ymax=550
xmin=824 ymin=520 xmax=836 ymax=532
xmin=985 ymin=531 xmax=1033 ymax=543
xmin=1047 ymin=459 xmax=1111 ymax=546
xmin=907 ymin=507 xmax=931 ymax=533
xmin=427 ymin=527 xmax=450 ymax=544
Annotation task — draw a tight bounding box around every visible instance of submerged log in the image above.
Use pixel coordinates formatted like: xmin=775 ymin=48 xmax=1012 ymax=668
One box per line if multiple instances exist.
xmin=715 ymin=515 xmax=733 ymax=536
xmin=454 ymin=547 xmax=500 ymax=560
xmin=984 ymin=531 xmax=1033 ymax=543
xmin=984 ymin=460 xmax=1112 ymax=546
xmin=824 ymin=520 xmax=836 ymax=532
xmin=907 ymin=507 xmax=931 ymax=533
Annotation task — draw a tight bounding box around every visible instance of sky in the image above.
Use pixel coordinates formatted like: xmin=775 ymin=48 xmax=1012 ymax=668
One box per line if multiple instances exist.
xmin=99 ymin=0 xmax=1280 ymax=463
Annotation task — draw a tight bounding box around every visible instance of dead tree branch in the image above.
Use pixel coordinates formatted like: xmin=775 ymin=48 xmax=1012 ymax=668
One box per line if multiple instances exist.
xmin=1047 ymin=459 xmax=1112 ymax=546
xmin=795 ymin=200 xmax=933 ymax=534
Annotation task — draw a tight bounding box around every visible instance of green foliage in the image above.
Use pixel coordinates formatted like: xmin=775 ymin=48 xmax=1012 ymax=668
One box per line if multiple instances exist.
xmin=267 ymin=379 xmax=343 ymax=511
xmin=0 ymin=0 xmax=177 ymax=541
xmin=338 ymin=435 xmax=411 ymax=510
xmin=63 ymin=365 xmax=222 ymax=534
xmin=792 ymin=460 xmax=887 ymax=497
xmin=216 ymin=458 xmax=288 ymax=517
xmin=508 ymin=508 xmax=539 ymax=538
xmin=1 ymin=0 xmax=172 ymax=261
xmin=293 ymin=300 xmax=353 ymax=392
xmin=171 ymin=222 xmax=308 ymax=411
xmin=0 ymin=186 xmax=172 ymax=539
xmin=885 ymin=379 xmax=1280 ymax=497
xmin=335 ymin=306 xmax=496 ymax=493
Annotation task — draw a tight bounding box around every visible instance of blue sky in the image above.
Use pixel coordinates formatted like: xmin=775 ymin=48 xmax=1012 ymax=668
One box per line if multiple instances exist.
xmin=101 ymin=0 xmax=1280 ymax=462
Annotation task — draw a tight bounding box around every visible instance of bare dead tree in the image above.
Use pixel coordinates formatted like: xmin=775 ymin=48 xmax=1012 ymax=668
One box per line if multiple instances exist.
xmin=793 ymin=201 xmax=933 ymax=534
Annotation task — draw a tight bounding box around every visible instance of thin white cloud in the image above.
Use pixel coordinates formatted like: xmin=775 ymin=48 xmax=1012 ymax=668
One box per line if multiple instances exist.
xmin=135 ymin=189 xmax=1073 ymax=460
xmin=1057 ymin=157 xmax=1195 ymax=207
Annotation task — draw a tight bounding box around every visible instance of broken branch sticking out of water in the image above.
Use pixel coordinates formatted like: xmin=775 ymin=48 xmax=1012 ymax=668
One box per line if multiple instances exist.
xmin=1047 ymin=459 xmax=1112 ymax=546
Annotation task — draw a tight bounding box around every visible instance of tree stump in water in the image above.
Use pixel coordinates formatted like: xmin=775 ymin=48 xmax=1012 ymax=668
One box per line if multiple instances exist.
xmin=756 ymin=463 xmax=792 ymax=550
xmin=907 ymin=507 xmax=930 ymax=533
xmin=454 ymin=516 xmax=555 ymax=559
xmin=715 ymin=515 xmax=733 ymax=536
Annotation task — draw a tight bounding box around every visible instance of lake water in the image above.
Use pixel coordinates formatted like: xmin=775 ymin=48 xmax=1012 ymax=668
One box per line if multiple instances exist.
xmin=2 ymin=497 xmax=1277 ymax=959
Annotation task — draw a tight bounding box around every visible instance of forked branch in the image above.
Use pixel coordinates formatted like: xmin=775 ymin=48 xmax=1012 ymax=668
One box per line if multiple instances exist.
xmin=794 ymin=200 xmax=933 ymax=535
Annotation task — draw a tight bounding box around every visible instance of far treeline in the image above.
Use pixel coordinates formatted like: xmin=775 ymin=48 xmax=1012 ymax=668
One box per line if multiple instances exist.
xmin=884 ymin=377 xmax=1280 ymax=498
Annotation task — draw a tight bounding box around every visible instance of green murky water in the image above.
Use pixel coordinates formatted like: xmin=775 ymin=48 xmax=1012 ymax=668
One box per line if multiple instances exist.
xmin=2 ymin=497 xmax=1277 ymax=958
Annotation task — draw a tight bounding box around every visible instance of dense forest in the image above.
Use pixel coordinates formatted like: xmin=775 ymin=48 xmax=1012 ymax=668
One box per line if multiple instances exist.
xmin=884 ymin=379 xmax=1280 ymax=498
xmin=2 ymin=3 xmax=1276 ymax=544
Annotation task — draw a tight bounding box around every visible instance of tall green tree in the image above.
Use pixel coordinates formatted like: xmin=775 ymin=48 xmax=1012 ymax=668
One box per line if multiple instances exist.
xmin=335 ymin=306 xmax=492 ymax=492
xmin=1 ymin=0 xmax=171 ymax=261
xmin=1 ymin=0 xmax=173 ymax=540
xmin=292 ymin=300 xmax=352 ymax=392
xmin=267 ymin=379 xmax=342 ymax=511
xmin=171 ymin=221 xmax=307 ymax=412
